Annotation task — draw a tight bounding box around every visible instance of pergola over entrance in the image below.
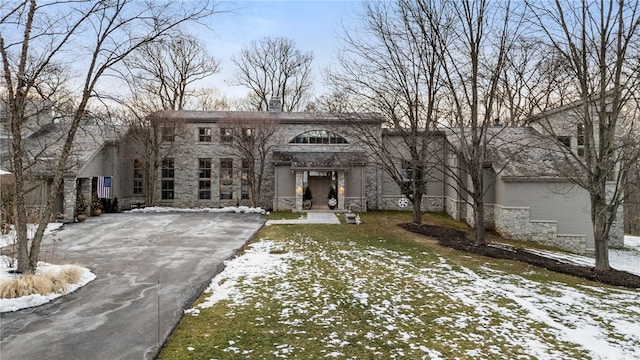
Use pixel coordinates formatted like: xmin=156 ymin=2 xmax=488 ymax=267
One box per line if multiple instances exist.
xmin=274 ymin=151 xmax=366 ymax=211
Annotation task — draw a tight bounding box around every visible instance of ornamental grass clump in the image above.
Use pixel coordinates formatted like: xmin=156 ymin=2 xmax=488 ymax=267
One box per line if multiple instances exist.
xmin=0 ymin=265 xmax=82 ymax=299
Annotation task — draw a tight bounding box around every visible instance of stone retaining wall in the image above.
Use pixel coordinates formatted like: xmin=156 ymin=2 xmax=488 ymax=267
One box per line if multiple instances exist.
xmin=494 ymin=205 xmax=588 ymax=254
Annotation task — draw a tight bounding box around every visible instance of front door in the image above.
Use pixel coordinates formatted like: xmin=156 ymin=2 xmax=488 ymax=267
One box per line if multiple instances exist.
xmin=307 ymin=175 xmax=331 ymax=209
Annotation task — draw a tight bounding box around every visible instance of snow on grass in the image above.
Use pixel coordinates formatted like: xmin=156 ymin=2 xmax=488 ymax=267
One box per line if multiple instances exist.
xmin=526 ymin=235 xmax=640 ymax=276
xmin=0 ymin=222 xmax=64 ymax=248
xmin=187 ymin=235 xmax=640 ymax=359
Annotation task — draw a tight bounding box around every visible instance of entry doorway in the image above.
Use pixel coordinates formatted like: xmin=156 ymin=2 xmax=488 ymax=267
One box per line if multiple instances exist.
xmin=304 ymin=171 xmax=337 ymax=210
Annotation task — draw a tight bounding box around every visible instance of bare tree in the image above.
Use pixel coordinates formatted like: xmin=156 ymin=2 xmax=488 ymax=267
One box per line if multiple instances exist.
xmin=123 ymin=35 xmax=221 ymax=111
xmin=434 ymin=0 xmax=523 ymax=245
xmin=327 ymin=0 xmax=444 ymax=224
xmin=527 ymin=0 xmax=640 ymax=270
xmin=218 ymin=117 xmax=280 ymax=208
xmin=197 ymin=88 xmax=231 ymax=111
xmin=0 ymin=0 xmax=219 ymax=274
xmin=232 ymin=36 xmax=313 ymax=112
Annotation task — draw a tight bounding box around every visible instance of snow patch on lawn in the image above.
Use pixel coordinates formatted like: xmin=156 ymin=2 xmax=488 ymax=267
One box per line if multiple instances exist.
xmin=192 ymin=235 xmax=640 ymax=358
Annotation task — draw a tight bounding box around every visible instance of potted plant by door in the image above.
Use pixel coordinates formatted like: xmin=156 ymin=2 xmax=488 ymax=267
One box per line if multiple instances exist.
xmin=76 ymin=194 xmax=87 ymax=222
xmin=91 ymin=192 xmax=103 ymax=216
xmin=303 ymin=186 xmax=313 ymax=210
xmin=327 ymin=187 xmax=337 ymax=210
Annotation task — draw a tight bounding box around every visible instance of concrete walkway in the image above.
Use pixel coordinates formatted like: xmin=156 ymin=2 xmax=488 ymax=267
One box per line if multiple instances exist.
xmin=266 ymin=211 xmax=341 ymax=225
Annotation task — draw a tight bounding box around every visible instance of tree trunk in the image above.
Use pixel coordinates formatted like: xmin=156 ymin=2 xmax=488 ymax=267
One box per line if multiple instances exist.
xmin=474 ymin=198 xmax=486 ymax=246
xmin=592 ymin=195 xmax=611 ymax=271
xmin=412 ymin=195 xmax=423 ymax=224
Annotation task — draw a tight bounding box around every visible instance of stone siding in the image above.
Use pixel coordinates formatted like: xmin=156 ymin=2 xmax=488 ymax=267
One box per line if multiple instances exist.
xmin=445 ymin=196 xmax=459 ymax=220
xmin=494 ymin=204 xmax=589 ymax=254
xmin=379 ymin=195 xmax=443 ymax=212
xmin=276 ymin=196 xmax=296 ymax=211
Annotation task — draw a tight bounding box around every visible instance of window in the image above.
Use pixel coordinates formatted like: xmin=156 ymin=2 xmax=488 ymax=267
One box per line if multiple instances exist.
xmin=198 ymin=158 xmax=211 ymax=200
xmin=220 ymin=158 xmax=233 ymax=200
xmin=242 ymin=128 xmax=254 ymax=140
xmin=290 ymin=130 xmax=348 ymax=144
xmin=133 ymin=159 xmax=144 ymax=195
xmin=557 ymin=136 xmax=571 ymax=148
xmin=199 ymin=127 xmax=212 ymax=142
xmin=401 ymin=160 xmax=424 ymax=195
xmin=162 ymin=126 xmax=175 ymax=142
xmin=241 ymin=159 xmax=250 ymax=200
xmin=161 ymin=158 xmax=174 ymax=200
xmin=577 ymin=124 xmax=585 ymax=156
xmin=220 ymin=128 xmax=233 ymax=143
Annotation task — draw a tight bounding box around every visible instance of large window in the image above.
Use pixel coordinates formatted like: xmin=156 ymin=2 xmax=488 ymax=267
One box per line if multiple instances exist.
xmin=199 ymin=127 xmax=212 ymax=142
xmin=220 ymin=128 xmax=233 ymax=143
xmin=199 ymin=158 xmax=212 ymax=200
xmin=161 ymin=158 xmax=175 ymax=200
xmin=133 ymin=159 xmax=144 ymax=195
xmin=241 ymin=159 xmax=250 ymax=200
xmin=220 ymin=158 xmax=233 ymax=200
xmin=401 ymin=160 xmax=424 ymax=194
xmin=290 ymin=130 xmax=348 ymax=144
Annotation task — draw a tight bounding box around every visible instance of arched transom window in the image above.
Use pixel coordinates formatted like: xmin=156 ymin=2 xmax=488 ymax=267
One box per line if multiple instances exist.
xmin=290 ymin=130 xmax=348 ymax=144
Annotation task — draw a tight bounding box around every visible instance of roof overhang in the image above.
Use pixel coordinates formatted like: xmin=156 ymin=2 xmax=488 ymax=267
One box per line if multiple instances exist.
xmin=273 ymin=151 xmax=366 ymax=170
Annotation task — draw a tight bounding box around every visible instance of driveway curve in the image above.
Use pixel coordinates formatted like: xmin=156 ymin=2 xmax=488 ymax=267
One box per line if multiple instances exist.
xmin=0 ymin=211 xmax=266 ymax=360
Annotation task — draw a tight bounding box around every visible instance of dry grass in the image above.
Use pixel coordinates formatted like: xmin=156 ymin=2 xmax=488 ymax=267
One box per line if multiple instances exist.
xmin=0 ymin=265 xmax=82 ymax=299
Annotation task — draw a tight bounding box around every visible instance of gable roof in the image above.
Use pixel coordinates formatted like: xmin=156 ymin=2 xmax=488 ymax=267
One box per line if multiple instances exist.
xmin=21 ymin=122 xmax=125 ymax=176
xmin=445 ymin=127 xmax=583 ymax=180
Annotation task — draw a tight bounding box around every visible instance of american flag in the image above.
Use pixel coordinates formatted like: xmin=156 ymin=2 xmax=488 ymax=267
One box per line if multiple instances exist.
xmin=97 ymin=176 xmax=111 ymax=198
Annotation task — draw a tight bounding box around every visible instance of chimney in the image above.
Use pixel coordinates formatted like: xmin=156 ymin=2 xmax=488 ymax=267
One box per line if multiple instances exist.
xmin=269 ymin=97 xmax=282 ymax=112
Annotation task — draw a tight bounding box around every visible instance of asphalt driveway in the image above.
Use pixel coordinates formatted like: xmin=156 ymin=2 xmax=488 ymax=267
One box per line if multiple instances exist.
xmin=0 ymin=211 xmax=266 ymax=359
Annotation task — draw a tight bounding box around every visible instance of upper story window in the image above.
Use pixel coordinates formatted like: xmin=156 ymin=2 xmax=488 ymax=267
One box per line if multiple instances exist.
xmin=220 ymin=128 xmax=233 ymax=143
xmin=242 ymin=128 xmax=254 ymax=140
xmin=290 ymin=130 xmax=348 ymax=144
xmin=199 ymin=127 xmax=212 ymax=142
xmin=161 ymin=126 xmax=175 ymax=142
xmin=133 ymin=159 xmax=144 ymax=195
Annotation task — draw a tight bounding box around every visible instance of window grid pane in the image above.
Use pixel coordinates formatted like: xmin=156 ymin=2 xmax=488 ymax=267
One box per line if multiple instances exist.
xmin=199 ymin=127 xmax=212 ymax=142
xmin=161 ymin=158 xmax=175 ymax=199
xmin=133 ymin=159 xmax=144 ymax=194
xmin=198 ymin=158 xmax=212 ymax=199
xmin=241 ymin=159 xmax=249 ymax=200
xmin=220 ymin=159 xmax=233 ymax=199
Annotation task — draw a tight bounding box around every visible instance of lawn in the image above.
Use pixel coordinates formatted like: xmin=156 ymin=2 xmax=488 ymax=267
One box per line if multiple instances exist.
xmin=158 ymin=212 xmax=640 ymax=359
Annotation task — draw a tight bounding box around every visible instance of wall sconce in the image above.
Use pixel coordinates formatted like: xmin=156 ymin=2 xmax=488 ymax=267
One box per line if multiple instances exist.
xmin=338 ymin=186 xmax=345 ymax=195
xmin=296 ymin=186 xmax=303 ymax=195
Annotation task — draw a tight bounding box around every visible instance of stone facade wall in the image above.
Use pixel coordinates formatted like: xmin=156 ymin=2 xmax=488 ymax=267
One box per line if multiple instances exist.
xmin=494 ymin=204 xmax=589 ymax=254
xmin=556 ymin=234 xmax=587 ymax=255
xmin=379 ymin=195 xmax=443 ymax=212
xmin=464 ymin=203 xmax=495 ymax=229
xmin=151 ymin=119 xmax=377 ymax=211
xmin=276 ymin=196 xmax=296 ymax=211
xmin=63 ymin=177 xmax=77 ymax=221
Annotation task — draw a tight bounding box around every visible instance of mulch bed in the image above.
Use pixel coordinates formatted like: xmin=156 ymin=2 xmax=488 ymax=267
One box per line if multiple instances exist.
xmin=399 ymin=222 xmax=640 ymax=289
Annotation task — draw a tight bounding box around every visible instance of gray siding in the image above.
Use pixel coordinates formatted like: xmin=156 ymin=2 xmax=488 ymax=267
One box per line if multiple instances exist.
xmin=503 ymin=181 xmax=593 ymax=248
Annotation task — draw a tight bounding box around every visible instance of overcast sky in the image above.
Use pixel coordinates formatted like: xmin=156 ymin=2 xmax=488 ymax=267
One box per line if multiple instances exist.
xmin=194 ymin=0 xmax=361 ymax=99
